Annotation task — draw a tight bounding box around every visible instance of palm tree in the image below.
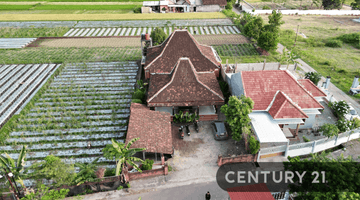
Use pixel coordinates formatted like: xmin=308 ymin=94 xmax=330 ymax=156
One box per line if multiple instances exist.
xmin=74 ymin=158 xmax=99 ymax=186
xmin=110 ymin=138 xmax=145 ymax=181
xmin=0 ymin=146 xmax=27 ymax=192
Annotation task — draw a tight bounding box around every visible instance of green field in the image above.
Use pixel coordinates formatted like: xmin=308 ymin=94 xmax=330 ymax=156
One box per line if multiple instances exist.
xmin=0 ymin=27 xmax=70 ymax=37
xmin=214 ymin=44 xmax=260 ymax=57
xmin=0 ymin=0 xmax=146 ymax=2
xmin=0 ymin=4 xmax=138 ymax=10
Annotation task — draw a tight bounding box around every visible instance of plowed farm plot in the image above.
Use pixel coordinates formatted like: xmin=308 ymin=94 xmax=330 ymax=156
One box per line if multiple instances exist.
xmin=213 ymin=44 xmax=260 ymax=57
xmin=0 ymin=61 xmax=139 ymax=187
xmin=29 ymin=37 xmax=141 ymax=48
xmin=193 ymin=35 xmax=250 ymax=45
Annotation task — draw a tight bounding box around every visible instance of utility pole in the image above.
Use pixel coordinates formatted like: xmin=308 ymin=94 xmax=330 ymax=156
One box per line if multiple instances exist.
xmin=294 ymin=25 xmax=299 ymax=47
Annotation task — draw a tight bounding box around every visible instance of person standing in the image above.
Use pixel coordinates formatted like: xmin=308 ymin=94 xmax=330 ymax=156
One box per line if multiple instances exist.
xmin=205 ymin=191 xmax=211 ymax=200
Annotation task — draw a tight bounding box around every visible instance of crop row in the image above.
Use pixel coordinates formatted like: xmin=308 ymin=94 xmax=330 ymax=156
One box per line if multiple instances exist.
xmin=47 ymin=86 xmax=133 ymax=93
xmin=18 ymin=119 xmax=127 ymax=129
xmin=38 ymin=94 xmax=132 ymax=102
xmin=30 ymin=104 xmax=130 ymax=112
xmin=34 ymin=99 xmax=132 ymax=107
xmin=58 ymin=71 xmax=137 ymax=78
xmin=42 ymin=90 xmax=132 ymax=98
xmin=26 ymin=108 xmax=130 ymax=118
xmin=22 ymin=113 xmax=130 ymax=123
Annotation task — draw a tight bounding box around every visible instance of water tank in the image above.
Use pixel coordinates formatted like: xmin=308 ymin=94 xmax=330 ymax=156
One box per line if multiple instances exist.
xmin=145 ymin=33 xmax=150 ymax=40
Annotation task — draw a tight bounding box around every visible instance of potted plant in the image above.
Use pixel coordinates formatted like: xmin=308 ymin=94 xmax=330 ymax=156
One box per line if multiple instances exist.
xmin=162 ymin=7 xmax=166 ymax=13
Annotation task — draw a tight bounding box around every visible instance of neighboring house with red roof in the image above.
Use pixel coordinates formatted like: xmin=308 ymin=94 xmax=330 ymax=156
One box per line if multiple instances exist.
xmin=227 ymin=183 xmax=276 ymax=200
xmin=227 ymin=70 xmax=327 ymax=147
xmin=126 ymin=103 xmax=173 ymax=164
xmin=143 ymin=29 xmax=221 ymax=80
xmin=142 ymin=0 xmax=225 ymax=12
xmin=147 ymin=57 xmax=225 ymax=121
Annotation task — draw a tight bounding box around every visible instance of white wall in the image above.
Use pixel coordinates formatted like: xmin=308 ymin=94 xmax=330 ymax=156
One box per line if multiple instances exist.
xmin=242 ymin=6 xmax=360 ymax=16
xmin=196 ymin=5 xmax=221 ymax=12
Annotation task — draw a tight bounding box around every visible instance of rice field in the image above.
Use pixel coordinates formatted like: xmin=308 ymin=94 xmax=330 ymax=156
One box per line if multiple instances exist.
xmin=0 ymin=27 xmax=70 ymax=38
xmin=0 ymin=61 xmax=139 ymax=187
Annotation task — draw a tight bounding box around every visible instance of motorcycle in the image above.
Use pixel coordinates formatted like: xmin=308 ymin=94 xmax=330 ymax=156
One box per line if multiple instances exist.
xmin=194 ymin=121 xmax=199 ymax=133
xmin=179 ymin=126 xmax=184 ymax=139
xmin=185 ymin=125 xmax=190 ymax=136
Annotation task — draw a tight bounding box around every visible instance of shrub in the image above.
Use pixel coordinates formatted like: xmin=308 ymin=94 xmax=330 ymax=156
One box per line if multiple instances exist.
xmin=337 ymin=33 xmax=360 ymax=48
xmin=162 ymin=7 xmax=166 ymax=11
xmin=257 ymin=29 xmax=279 ymax=51
xmin=351 ymin=0 xmax=360 ymax=9
xmin=325 ymin=39 xmax=343 ymax=48
xmin=304 ymin=72 xmax=322 ymax=86
xmin=319 ymin=123 xmax=339 ymax=138
xmin=303 ymin=136 xmax=310 ymax=142
xmin=322 ymin=0 xmax=344 ymax=9
xmin=117 ymin=186 xmax=123 ymax=190
xmin=352 ymin=118 xmax=360 ymax=129
xmin=328 ymin=100 xmax=350 ymax=119
xmin=248 ymin=135 xmax=260 ymax=154
xmin=104 ymin=168 xmax=116 ymax=177
xmin=141 ymin=159 xmax=154 ymax=170
xmin=126 ymin=183 xmax=131 ymax=188
xmin=219 ymin=81 xmax=230 ymax=103
xmin=132 ymin=90 xmax=145 ymax=103
xmin=336 ymin=118 xmax=352 ymax=133
xmin=20 ymin=185 xmax=69 ymax=200
xmin=150 ymin=27 xmax=168 ymax=46
xmin=131 ymin=99 xmax=143 ymax=103
xmin=133 ymin=6 xmax=141 ymax=13
xmin=263 ymin=5 xmax=271 ymax=9
xmin=225 ymin=3 xmax=233 ymax=10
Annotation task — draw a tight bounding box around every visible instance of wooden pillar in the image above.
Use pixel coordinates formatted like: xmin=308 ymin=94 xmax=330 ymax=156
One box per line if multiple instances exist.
xmin=143 ymin=151 xmax=145 ymax=160
xmin=155 ymin=152 xmax=157 ymax=162
xmin=263 ymin=59 xmax=266 ymax=70
xmin=161 ymin=153 xmax=165 ymax=165
xmin=278 ymin=63 xmax=281 ymax=70
xmin=295 ymin=124 xmax=300 ymax=137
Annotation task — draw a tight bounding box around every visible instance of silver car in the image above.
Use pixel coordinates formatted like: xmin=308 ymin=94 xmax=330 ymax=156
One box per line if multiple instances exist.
xmin=211 ymin=121 xmax=229 ymax=141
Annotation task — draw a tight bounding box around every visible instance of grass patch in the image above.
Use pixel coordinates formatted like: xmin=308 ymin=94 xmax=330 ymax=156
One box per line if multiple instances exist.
xmin=0 ymin=12 xmax=226 ymax=21
xmin=0 ymin=4 xmax=34 ymax=9
xmin=33 ymin=4 xmax=137 ymax=10
xmin=214 ymin=44 xmax=259 ymax=57
xmin=0 ymin=47 xmax=142 ymax=64
xmin=219 ymin=49 xmax=279 ymax=64
xmin=0 ymin=27 xmax=70 ymax=37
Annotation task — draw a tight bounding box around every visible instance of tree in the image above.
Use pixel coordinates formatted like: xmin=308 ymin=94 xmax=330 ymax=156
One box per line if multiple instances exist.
xmin=351 ymin=0 xmax=360 ymax=9
xmin=220 ymin=95 xmax=254 ymax=142
xmin=21 ymin=184 xmax=69 ymax=200
xmin=150 ymin=27 xmax=168 ymax=46
xmin=305 ymin=71 xmax=322 ymax=86
xmin=74 ymin=158 xmax=100 ymax=186
xmin=322 ymin=0 xmax=344 ymax=9
xmin=284 ymin=153 xmax=360 ymax=200
xmin=0 ymin=145 xmax=28 ymax=191
xmin=109 ymin=138 xmax=145 ymax=181
xmin=318 ymin=123 xmax=339 ymax=138
xmin=243 ymin=17 xmax=263 ymax=40
xmin=29 ymin=155 xmax=76 ymax=188
xmin=336 ymin=118 xmax=352 ymax=133
xmin=248 ymin=136 xmax=260 ymax=154
xmin=257 ymin=29 xmax=279 ymax=51
xmin=328 ymin=100 xmax=350 ymax=119
xmin=268 ymin=10 xmax=285 ymax=27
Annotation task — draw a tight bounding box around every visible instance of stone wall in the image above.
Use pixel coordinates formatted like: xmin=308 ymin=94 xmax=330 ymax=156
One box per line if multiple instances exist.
xmin=217 ymin=154 xmax=257 ymax=166
xmin=127 ymin=164 xmax=168 ymax=181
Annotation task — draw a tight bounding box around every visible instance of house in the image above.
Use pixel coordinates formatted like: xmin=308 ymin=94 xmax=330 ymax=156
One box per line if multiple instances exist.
xmin=142 ymin=0 xmax=226 ymax=12
xmin=227 ymin=183 xmax=275 ymax=200
xmin=228 ymin=70 xmax=326 ymax=147
xmin=126 ymin=103 xmax=173 ymax=165
xmin=143 ymin=29 xmax=222 ymax=80
xmin=147 ymin=57 xmax=225 ymax=121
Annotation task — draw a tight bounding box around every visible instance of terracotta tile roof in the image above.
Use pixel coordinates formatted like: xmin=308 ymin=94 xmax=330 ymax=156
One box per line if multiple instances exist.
xmin=202 ymin=0 xmax=227 ymax=6
xmin=147 ymin=58 xmax=224 ymax=107
xmin=144 ymin=30 xmax=220 ymax=74
xmin=227 ymin=183 xmax=275 ymax=200
xmin=126 ymin=103 xmax=173 ymax=155
xmin=298 ymin=79 xmax=327 ymax=97
xmin=241 ymin=70 xmax=324 ymax=111
xmin=268 ymin=91 xmax=309 ymax=119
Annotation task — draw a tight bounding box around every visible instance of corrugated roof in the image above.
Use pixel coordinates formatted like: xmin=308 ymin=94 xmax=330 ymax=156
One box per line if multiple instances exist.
xmin=126 ymin=103 xmax=173 ymax=154
xmin=241 ymin=70 xmax=324 ymax=111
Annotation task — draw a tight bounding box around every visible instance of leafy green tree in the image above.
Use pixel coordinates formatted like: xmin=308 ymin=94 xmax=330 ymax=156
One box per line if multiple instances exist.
xmin=322 ymin=0 xmax=344 ymax=9
xmin=284 ymin=153 xmax=360 ymax=200
xmin=257 ymin=29 xmax=279 ymax=51
xmin=29 ymin=155 xmax=76 ymax=188
xmin=248 ymin=136 xmax=260 ymax=154
xmin=220 ymin=95 xmax=254 ymax=142
xmin=150 ymin=27 xmax=168 ymax=46
xmin=328 ymin=100 xmax=350 ymax=119
xmin=351 ymin=0 xmax=360 ymax=9
xmin=243 ymin=17 xmax=263 ymax=40
xmin=352 ymin=118 xmax=360 ymax=129
xmin=109 ymin=138 xmax=145 ymax=181
xmin=225 ymin=3 xmax=233 ymax=10
xmin=336 ymin=118 xmax=352 ymax=133
xmin=0 ymin=146 xmax=28 ymax=191
xmin=318 ymin=123 xmax=339 ymax=138
xmin=21 ymin=184 xmax=69 ymax=200
xmin=74 ymin=158 xmax=100 ymax=186
xmin=311 ymin=0 xmax=322 ymax=8
xmin=268 ymin=10 xmax=285 ymax=27
xmin=305 ymin=71 xmax=322 ymax=86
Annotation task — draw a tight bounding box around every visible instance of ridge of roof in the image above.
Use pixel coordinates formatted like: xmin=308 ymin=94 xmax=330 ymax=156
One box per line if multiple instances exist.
xmin=147 ymin=57 xmax=224 ymax=103
xmin=240 ymin=71 xmax=247 ymax=97
xmin=283 ymin=70 xmax=324 ymax=109
xmin=298 ymin=79 xmax=327 ymax=97
xmin=271 ymin=91 xmax=309 ymax=119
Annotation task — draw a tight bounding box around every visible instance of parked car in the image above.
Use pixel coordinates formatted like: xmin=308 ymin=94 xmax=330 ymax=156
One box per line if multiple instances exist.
xmin=211 ymin=121 xmax=229 ymax=141
xmin=345 ymin=105 xmax=360 ymax=121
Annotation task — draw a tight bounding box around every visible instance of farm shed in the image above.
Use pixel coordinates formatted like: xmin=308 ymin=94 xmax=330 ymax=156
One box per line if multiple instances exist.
xmin=126 ymin=103 xmax=173 ymax=165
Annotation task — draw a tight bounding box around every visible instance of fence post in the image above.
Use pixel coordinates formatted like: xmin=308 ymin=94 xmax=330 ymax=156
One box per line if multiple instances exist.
xmin=284 ymin=140 xmax=290 ymax=157
xmin=312 ymin=140 xmax=317 ymax=153
xmin=334 ymin=135 xmax=338 ymax=146
xmin=257 ymin=150 xmax=261 ymax=161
